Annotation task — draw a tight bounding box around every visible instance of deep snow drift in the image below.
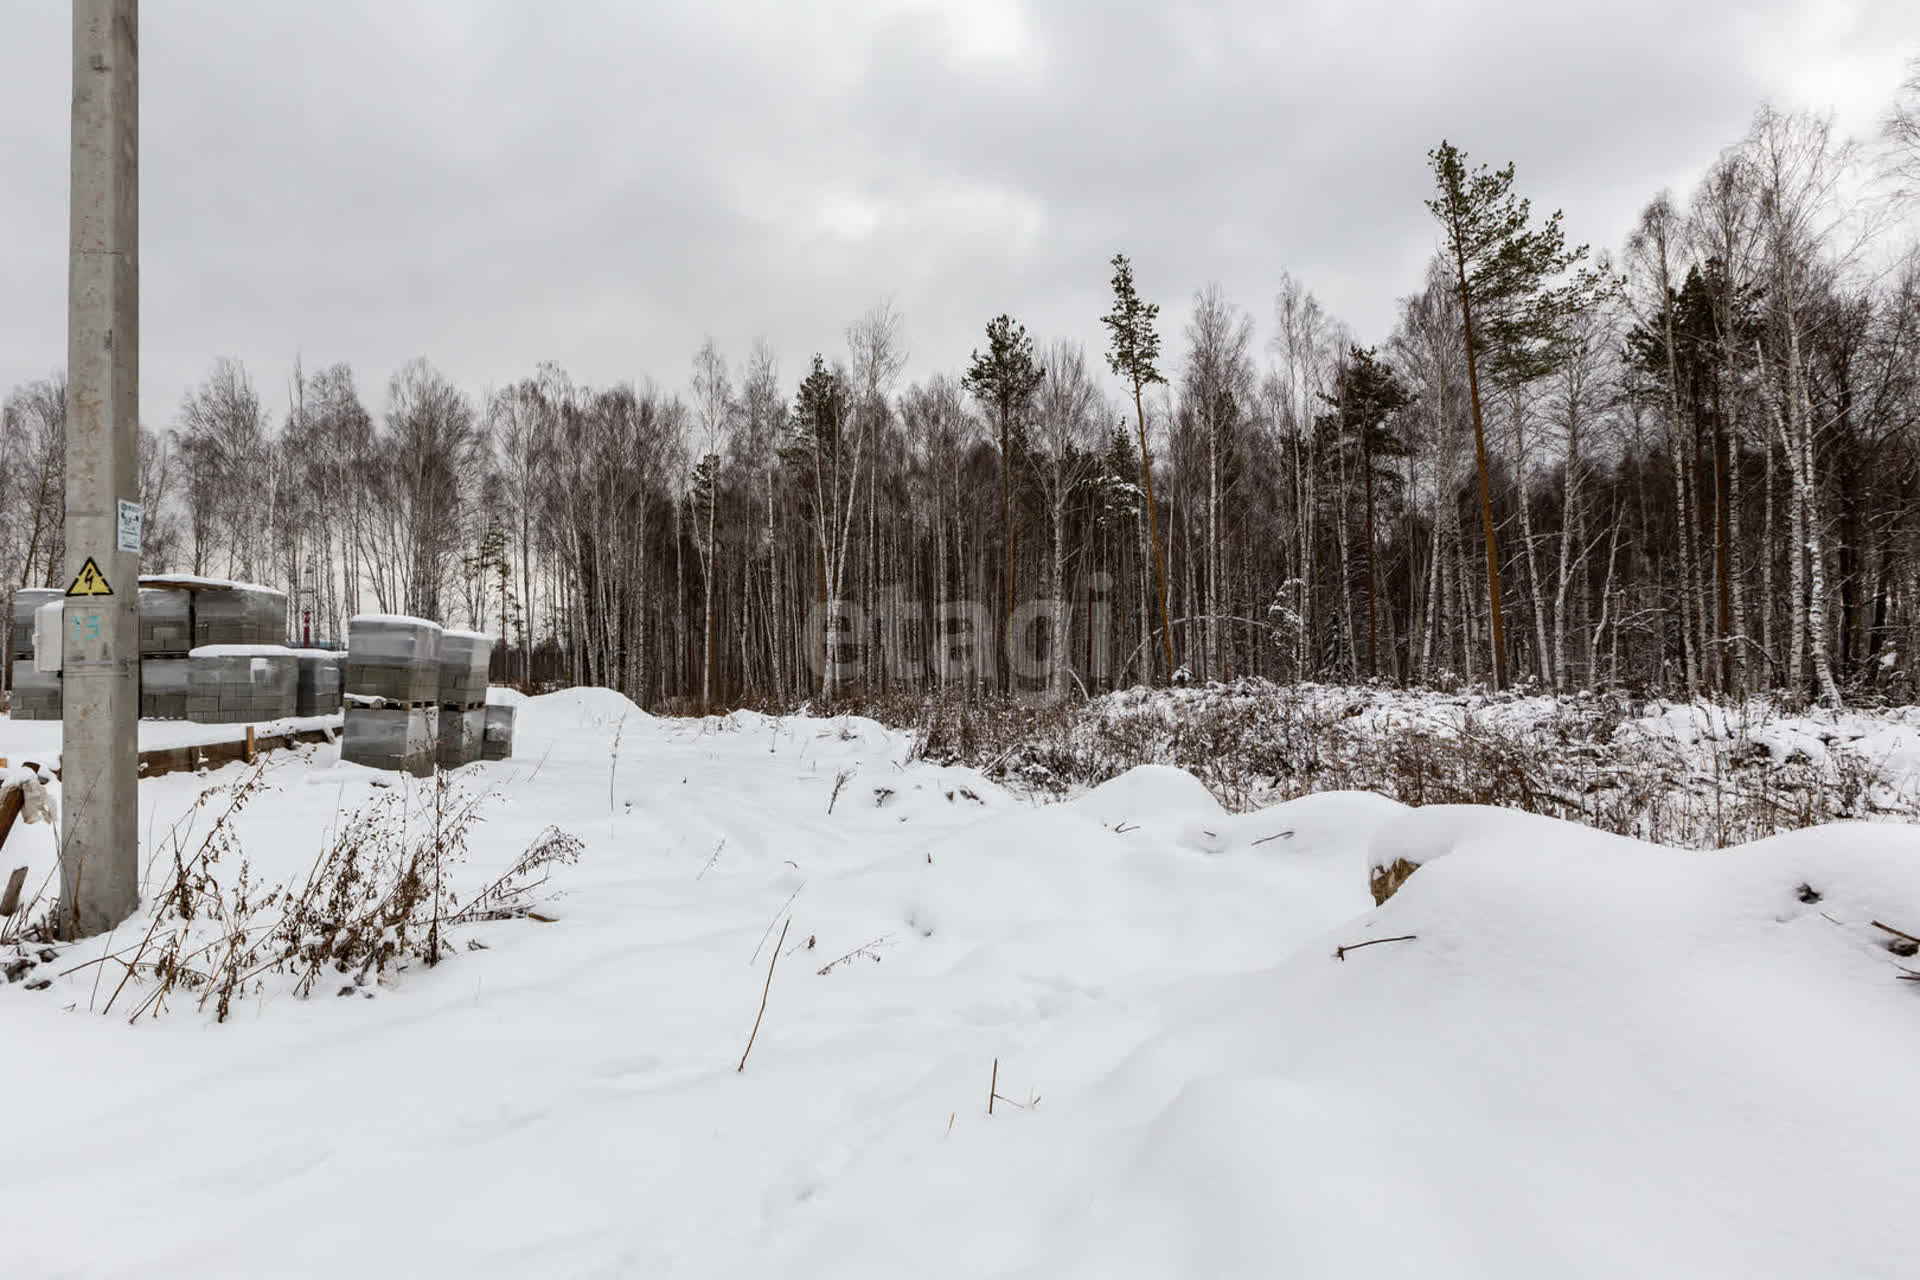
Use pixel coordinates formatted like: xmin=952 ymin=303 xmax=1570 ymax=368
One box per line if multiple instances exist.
xmin=2 ymin=689 xmax=1917 ymax=1277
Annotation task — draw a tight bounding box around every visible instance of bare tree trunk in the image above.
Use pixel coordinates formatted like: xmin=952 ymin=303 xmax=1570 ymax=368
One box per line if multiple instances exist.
xmin=1133 ymin=387 xmax=1175 ymax=680
xmin=1452 ymin=256 xmax=1509 ymax=689
xmin=1512 ymin=388 xmax=1552 ymax=688
xmin=1552 ymin=378 xmax=1583 ymax=691
xmin=1362 ymin=417 xmax=1379 ymax=679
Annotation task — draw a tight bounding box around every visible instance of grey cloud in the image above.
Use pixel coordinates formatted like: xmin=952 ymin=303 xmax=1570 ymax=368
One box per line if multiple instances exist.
xmin=0 ymin=0 xmax=1910 ymax=427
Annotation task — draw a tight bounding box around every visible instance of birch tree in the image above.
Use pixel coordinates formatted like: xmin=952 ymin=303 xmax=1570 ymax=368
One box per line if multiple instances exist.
xmin=690 ymin=339 xmax=735 ymax=709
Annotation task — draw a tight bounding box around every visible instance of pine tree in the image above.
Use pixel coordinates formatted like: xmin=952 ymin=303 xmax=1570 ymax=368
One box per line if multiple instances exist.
xmin=1321 ymin=346 xmax=1412 ymax=678
xmin=963 ymin=315 xmax=1045 ymax=689
xmin=787 ymin=355 xmax=856 ymax=694
xmin=1102 ymin=254 xmax=1175 ymax=682
xmin=1427 ymin=142 xmax=1591 ymax=689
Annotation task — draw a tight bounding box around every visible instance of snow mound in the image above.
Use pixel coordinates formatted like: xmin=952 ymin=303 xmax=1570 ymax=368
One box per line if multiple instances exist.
xmin=1033 ymin=814 xmax=1920 ymax=1279
xmin=1074 ymin=765 xmax=1224 ymax=826
xmin=1366 ymin=802 xmax=1594 ymax=874
xmin=515 ymin=685 xmax=649 ymax=734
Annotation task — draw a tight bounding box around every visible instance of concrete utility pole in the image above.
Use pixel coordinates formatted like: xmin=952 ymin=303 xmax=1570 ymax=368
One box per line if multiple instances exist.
xmin=60 ymin=0 xmax=141 ymax=938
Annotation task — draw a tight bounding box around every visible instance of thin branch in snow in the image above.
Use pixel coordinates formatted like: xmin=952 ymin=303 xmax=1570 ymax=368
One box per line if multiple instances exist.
xmin=737 ymin=917 xmax=788 ymax=1073
xmin=1333 ymin=934 xmax=1418 ymax=961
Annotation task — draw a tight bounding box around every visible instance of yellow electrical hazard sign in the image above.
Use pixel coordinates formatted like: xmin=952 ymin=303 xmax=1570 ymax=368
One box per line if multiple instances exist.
xmin=66 ymin=557 xmax=113 ymax=597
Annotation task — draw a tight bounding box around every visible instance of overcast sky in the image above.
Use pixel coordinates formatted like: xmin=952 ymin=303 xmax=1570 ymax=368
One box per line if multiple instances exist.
xmin=0 ymin=0 xmax=1913 ymax=427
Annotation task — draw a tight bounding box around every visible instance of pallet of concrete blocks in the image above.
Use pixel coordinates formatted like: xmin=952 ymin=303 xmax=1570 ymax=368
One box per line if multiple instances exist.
xmin=438 ymin=630 xmax=492 ymax=708
xmin=292 ymin=649 xmax=346 ymax=718
xmin=135 ymin=584 xmax=194 ymax=657
xmin=482 ymin=693 xmax=516 ymax=761
xmin=186 ymin=645 xmax=299 ymax=724
xmin=433 ymin=631 xmax=493 ymax=768
xmin=8 ymin=661 xmax=61 ymax=720
xmin=346 ymin=614 xmax=442 ymax=705
xmin=342 ymin=704 xmax=439 ymax=776
xmin=140 ymin=657 xmax=191 ymax=720
xmin=189 ymin=582 xmax=287 ymax=648
xmin=8 ymin=589 xmax=63 ymax=721
xmin=436 ymin=706 xmax=487 ymax=770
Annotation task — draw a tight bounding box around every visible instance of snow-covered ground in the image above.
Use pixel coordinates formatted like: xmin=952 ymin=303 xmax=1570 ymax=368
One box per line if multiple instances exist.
xmin=2 ymin=689 xmax=1918 ymax=1277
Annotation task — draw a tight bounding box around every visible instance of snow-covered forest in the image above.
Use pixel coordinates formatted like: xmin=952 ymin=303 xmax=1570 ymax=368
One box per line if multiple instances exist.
xmin=7 ymin=78 xmax=1920 ymax=709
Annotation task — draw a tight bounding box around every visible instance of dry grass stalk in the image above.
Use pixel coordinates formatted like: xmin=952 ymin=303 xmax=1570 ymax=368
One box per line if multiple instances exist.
xmin=738 ymin=917 xmax=789 ymax=1073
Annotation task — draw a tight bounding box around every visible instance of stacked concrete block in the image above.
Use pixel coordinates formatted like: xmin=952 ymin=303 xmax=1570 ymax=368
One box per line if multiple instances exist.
xmin=293 ymin=650 xmax=346 ymax=718
xmin=186 ymin=645 xmax=299 ymax=724
xmin=140 ymin=657 xmax=191 ymax=720
xmin=482 ymin=702 xmax=516 ymax=761
xmin=431 ymin=631 xmax=493 ymax=769
xmin=342 ymin=615 xmax=444 ymax=773
xmin=136 ymin=587 xmax=194 ymax=657
xmin=192 ymin=585 xmax=287 ymax=648
xmin=9 ymin=661 xmax=61 ymax=720
xmin=342 ymin=705 xmax=438 ymax=777
xmin=437 ymin=707 xmax=487 ymax=770
xmin=9 ymin=589 xmax=62 ymax=720
xmin=345 ymin=615 xmax=442 ymax=706
xmin=438 ymin=631 xmax=493 ymax=708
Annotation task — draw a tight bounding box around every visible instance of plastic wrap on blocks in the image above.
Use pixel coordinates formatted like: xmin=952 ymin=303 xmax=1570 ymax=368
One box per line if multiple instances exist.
xmin=187 ymin=647 xmax=298 ymax=722
xmin=140 ymin=657 xmax=190 ymax=721
xmin=342 ymin=705 xmax=439 ymax=776
xmin=481 ymin=703 xmax=516 ymax=760
xmin=344 ymin=660 xmax=438 ymax=704
xmin=192 ymin=586 xmax=288 ymax=648
xmin=437 ymin=706 xmax=486 ymax=768
xmin=347 ymin=616 xmax=441 ymax=702
xmin=348 ymin=616 xmax=442 ymax=663
xmin=295 ymin=652 xmax=345 ymax=717
xmin=136 ymin=588 xmax=195 ymax=657
xmin=437 ymin=630 xmax=493 ymax=704
xmin=9 ymin=658 xmax=61 ymax=719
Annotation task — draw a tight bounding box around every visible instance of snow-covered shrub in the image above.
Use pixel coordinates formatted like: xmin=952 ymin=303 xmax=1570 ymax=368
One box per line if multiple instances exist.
xmin=850 ymin=680 xmax=1920 ymax=849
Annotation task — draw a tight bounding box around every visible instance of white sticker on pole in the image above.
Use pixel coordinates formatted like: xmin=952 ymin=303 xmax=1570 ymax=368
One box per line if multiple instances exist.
xmin=117 ymin=499 xmax=142 ymax=554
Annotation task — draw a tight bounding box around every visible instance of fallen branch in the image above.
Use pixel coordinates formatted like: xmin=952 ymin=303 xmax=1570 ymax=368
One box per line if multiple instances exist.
xmin=1252 ymin=830 xmax=1294 ymax=846
xmin=1870 ymin=920 xmax=1919 ymax=946
xmin=738 ymin=917 xmax=789 ymax=1073
xmin=1334 ymin=933 xmax=1418 ymax=961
